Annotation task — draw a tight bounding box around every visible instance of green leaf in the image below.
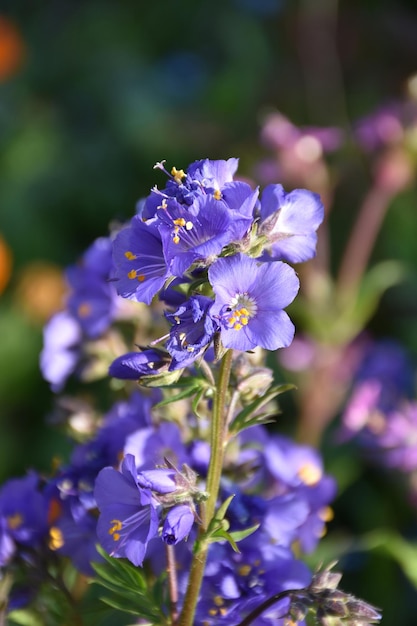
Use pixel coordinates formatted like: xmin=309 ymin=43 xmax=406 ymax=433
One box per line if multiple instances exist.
xmin=91 ymin=548 xmax=166 ymax=622
xmin=229 ymin=523 xmax=260 ymax=543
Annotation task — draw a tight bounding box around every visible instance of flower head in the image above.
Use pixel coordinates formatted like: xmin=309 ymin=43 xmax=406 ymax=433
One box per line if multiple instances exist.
xmin=94 ymin=454 xmax=160 ymax=566
xmin=208 ymin=253 xmax=299 ymax=351
xmin=166 ymin=295 xmax=218 ymax=369
xmin=259 ymin=184 xmax=324 ymax=263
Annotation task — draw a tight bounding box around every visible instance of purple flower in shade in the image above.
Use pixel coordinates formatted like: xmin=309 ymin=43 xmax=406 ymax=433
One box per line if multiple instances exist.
xmin=194 ymin=541 xmax=310 ymax=625
xmin=124 ymin=422 xmax=190 ymax=471
xmin=162 ymin=504 xmax=194 ymax=545
xmin=40 ymin=311 xmax=82 ymax=392
xmin=340 ymin=339 xmax=415 ymax=440
xmin=353 ymin=102 xmax=408 ymax=152
xmin=208 ymin=253 xmax=299 ymax=352
xmin=166 ymin=295 xmax=218 ymax=370
xmin=262 ymin=434 xmax=337 ymax=553
xmin=94 ymin=454 xmax=159 ymax=566
xmin=367 ymin=401 xmax=417 ymax=472
xmin=66 ymin=237 xmax=119 ymax=338
xmin=109 ymin=348 xmax=170 ymax=380
xmin=48 ymin=504 xmax=102 ymax=576
xmin=0 ymin=473 xmax=49 ymax=565
xmin=258 ymin=184 xmax=324 ymax=264
xmin=112 ymin=216 xmax=171 ymax=304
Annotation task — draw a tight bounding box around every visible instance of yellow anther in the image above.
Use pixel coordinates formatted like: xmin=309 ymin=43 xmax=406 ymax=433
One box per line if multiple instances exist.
xmin=240 ymin=317 xmax=249 ymax=326
xmin=173 ymin=217 xmax=186 ymax=227
xmin=49 ymin=526 xmax=64 ymax=550
xmin=128 ymin=270 xmax=145 ymax=282
xmin=124 ymin=251 xmax=137 ymax=260
xmin=213 ymin=189 xmax=222 ymax=200
xmin=173 ymin=234 xmax=180 ymax=244
xmin=7 ymin=513 xmax=23 ymax=530
xmin=234 ymin=323 xmax=243 ymax=331
xmin=297 ymin=462 xmax=322 ymax=486
xmin=109 ymin=519 xmax=123 ymax=541
xmin=171 ymin=167 xmax=186 ymax=183
xmin=213 ymin=596 xmax=224 ymax=607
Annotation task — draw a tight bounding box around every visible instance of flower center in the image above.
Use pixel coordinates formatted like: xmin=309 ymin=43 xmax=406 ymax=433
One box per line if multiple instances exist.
xmin=226 ymin=294 xmax=257 ymax=331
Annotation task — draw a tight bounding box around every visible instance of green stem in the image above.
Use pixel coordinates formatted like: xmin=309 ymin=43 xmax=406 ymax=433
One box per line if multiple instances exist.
xmin=178 ymin=349 xmax=233 ymax=626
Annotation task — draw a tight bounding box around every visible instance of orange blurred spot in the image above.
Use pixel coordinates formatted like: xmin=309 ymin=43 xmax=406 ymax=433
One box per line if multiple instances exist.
xmin=14 ymin=261 xmax=67 ymax=323
xmin=0 ymin=234 xmax=12 ymax=295
xmin=0 ymin=15 xmax=25 ymax=81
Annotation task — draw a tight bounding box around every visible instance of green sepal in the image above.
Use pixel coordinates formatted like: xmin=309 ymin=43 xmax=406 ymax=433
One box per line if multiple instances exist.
xmin=90 ymin=546 xmax=167 ymax=622
xmin=138 ymin=368 xmax=184 ymax=388
xmin=229 ymin=383 xmax=295 ymax=434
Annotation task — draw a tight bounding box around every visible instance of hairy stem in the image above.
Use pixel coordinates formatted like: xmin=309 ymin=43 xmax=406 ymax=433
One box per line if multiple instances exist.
xmin=178 ymin=349 xmax=233 ymax=626
xmin=166 ymin=544 xmax=179 ymax=625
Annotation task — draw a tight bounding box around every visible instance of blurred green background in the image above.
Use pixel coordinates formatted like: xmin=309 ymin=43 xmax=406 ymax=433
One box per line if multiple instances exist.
xmin=2 ymin=1 xmax=417 ymax=623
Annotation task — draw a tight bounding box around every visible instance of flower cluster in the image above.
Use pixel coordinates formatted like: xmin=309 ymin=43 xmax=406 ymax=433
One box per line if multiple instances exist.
xmin=109 ymin=157 xmax=323 ymax=375
xmin=0 ymin=157 xmax=382 ymax=626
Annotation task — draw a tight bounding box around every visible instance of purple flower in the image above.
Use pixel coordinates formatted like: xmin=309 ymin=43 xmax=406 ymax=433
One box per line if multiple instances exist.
xmin=162 ymin=504 xmax=194 ymax=545
xmin=66 ymin=237 xmax=118 ymax=338
xmin=208 ymin=254 xmax=299 ymax=351
xmin=258 ymin=184 xmax=324 ymax=263
xmin=109 ymin=348 xmax=169 ymax=380
xmin=124 ymin=422 xmax=190 ymax=471
xmin=157 ymin=193 xmax=252 ymax=276
xmin=49 ymin=505 xmax=102 ymax=576
xmin=144 ymin=158 xmax=241 ymax=217
xmin=0 ymin=473 xmax=49 ymax=565
xmin=40 ymin=311 xmax=82 ymax=392
xmin=112 ymin=216 xmax=171 ymax=304
xmin=94 ymin=454 xmax=159 ymax=566
xmin=166 ymin=295 xmax=218 ymax=369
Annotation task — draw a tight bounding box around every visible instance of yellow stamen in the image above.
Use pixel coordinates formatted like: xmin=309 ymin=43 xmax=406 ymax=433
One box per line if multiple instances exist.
xmin=171 ymin=166 xmax=186 ymax=183
xmin=213 ymin=189 xmax=222 ymax=200
xmin=109 ymin=519 xmax=123 ymax=541
xmin=238 ymin=564 xmax=251 ymax=577
xmin=124 ymin=251 xmax=137 ymax=260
